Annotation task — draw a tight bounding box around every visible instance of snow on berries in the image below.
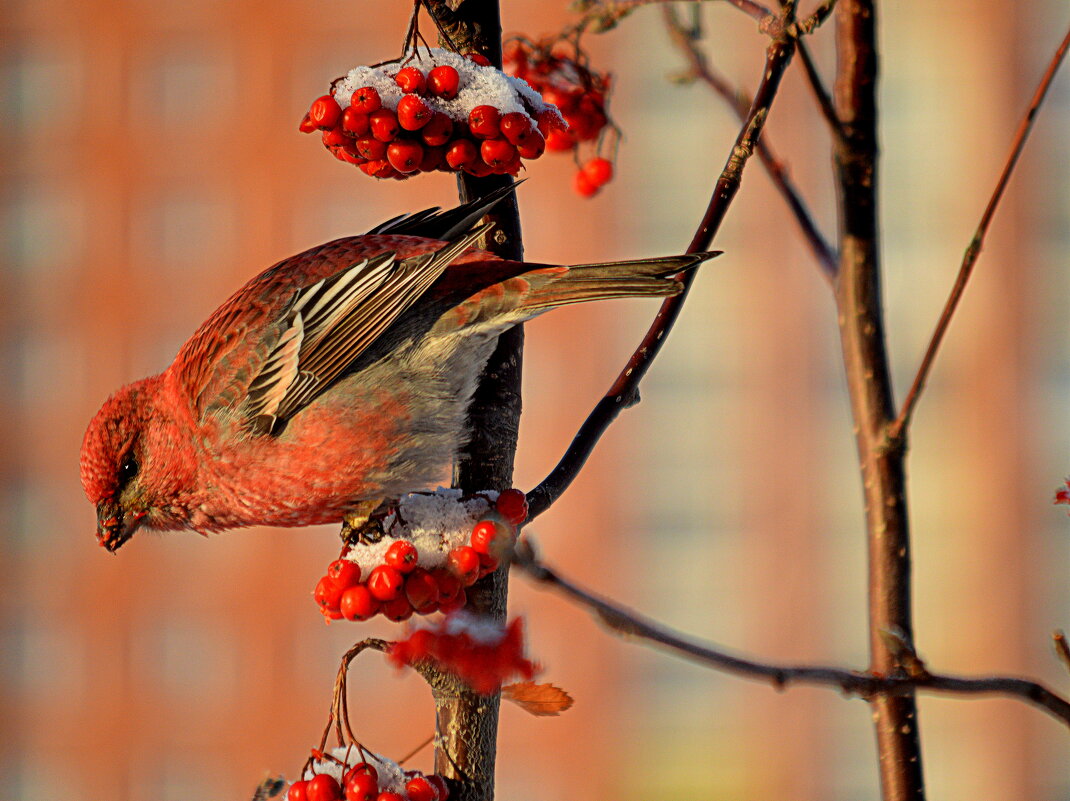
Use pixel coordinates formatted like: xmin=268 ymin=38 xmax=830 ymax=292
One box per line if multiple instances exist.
xmin=300 ymin=48 xmax=564 ymax=181
xmin=390 ymin=612 xmax=538 ymax=695
xmin=313 ymin=488 xmax=525 ymax=623
xmin=288 ymin=747 xmax=450 ymax=801
xmin=503 ymin=37 xmax=618 ymax=197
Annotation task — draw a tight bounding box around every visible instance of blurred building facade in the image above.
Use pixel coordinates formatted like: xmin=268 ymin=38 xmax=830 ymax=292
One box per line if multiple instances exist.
xmin=1 ymin=1 xmax=1068 ymax=800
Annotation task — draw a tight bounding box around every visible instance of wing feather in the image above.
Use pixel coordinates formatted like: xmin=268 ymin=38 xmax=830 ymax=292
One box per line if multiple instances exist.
xmin=242 ymin=222 xmax=494 ymax=431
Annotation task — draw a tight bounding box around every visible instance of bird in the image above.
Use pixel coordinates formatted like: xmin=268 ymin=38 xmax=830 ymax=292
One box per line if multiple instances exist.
xmin=80 ymin=186 xmax=717 ymax=552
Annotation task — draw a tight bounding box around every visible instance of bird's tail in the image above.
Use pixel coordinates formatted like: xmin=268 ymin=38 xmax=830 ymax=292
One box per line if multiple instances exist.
xmin=520 ymin=251 xmax=719 ymax=312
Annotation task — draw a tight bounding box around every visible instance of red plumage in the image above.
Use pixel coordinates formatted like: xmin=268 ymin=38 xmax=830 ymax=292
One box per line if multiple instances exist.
xmin=80 ymin=192 xmax=715 ymax=551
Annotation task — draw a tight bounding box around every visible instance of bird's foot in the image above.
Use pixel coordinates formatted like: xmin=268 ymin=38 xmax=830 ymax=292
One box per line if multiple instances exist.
xmin=341 ymin=498 xmax=398 ymax=545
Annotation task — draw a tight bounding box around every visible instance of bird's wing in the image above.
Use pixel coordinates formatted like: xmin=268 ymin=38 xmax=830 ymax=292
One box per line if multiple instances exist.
xmin=239 ymin=222 xmax=494 ymax=434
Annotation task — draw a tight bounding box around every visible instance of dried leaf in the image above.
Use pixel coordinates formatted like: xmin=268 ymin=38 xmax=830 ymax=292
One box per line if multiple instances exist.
xmin=502 ymin=681 xmax=574 ymax=716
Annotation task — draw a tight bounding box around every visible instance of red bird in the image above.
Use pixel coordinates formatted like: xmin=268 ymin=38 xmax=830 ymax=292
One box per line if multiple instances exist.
xmin=80 ymin=188 xmax=715 ymax=551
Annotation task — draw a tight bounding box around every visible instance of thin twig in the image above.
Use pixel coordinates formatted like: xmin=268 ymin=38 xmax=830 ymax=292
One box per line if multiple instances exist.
xmin=397 ymin=732 xmax=436 ymax=765
xmin=330 ymin=639 xmax=390 ymax=750
xmin=526 ymin=28 xmax=798 ymax=520
xmin=663 ymin=5 xmax=837 ymax=278
xmin=512 ymin=545 xmax=1070 ymax=729
xmin=795 ymin=38 xmax=845 ymax=139
xmin=723 ymin=0 xmax=776 ymax=24
xmin=890 ymin=21 xmax=1070 ymax=440
xmin=794 ymin=0 xmax=837 ymax=35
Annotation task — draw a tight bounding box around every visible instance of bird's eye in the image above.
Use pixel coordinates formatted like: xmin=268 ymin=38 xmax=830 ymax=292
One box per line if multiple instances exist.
xmin=118 ymin=452 xmax=139 ymax=484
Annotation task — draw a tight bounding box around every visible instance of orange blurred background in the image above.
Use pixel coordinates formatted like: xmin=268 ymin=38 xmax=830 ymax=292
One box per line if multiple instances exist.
xmin=2 ymin=1 xmax=1068 ymax=799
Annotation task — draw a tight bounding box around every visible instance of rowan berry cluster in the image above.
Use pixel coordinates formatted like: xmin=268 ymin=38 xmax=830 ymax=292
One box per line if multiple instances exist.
xmin=288 ymin=749 xmax=449 ymax=801
xmin=300 ymin=48 xmax=564 ymax=180
xmin=314 ymin=489 xmax=528 ymax=623
xmin=503 ymin=37 xmax=617 ymax=196
xmin=390 ymin=613 xmax=537 ymax=695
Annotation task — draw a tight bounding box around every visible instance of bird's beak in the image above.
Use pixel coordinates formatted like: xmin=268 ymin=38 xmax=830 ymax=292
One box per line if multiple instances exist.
xmin=96 ymin=499 xmax=142 ymax=552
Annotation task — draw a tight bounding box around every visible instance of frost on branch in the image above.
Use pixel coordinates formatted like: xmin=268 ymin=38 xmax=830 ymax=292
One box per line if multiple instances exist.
xmin=300 ymin=48 xmax=564 ymax=180
xmin=390 ymin=611 xmax=538 ymax=694
xmin=313 ymin=489 xmax=523 ymax=623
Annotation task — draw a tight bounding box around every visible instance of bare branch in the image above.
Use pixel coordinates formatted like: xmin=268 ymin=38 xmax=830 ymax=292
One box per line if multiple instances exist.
xmin=526 ymin=25 xmax=798 ymax=521
xmin=662 ymin=5 xmax=837 ymax=278
xmin=795 ymin=39 xmax=845 ymax=139
xmin=512 ymin=545 xmax=1070 ymax=729
xmin=890 ymin=21 xmax=1070 ymax=440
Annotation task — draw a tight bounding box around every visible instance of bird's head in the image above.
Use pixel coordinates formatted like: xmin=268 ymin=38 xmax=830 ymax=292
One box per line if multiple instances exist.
xmin=80 ymin=374 xmax=196 ymax=552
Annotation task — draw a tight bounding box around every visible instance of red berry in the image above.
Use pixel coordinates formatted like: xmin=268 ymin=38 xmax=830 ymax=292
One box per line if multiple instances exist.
xmin=541 ymin=86 xmax=577 ymax=113
xmin=369 ymin=109 xmax=400 ymax=142
xmin=299 ymin=113 xmax=317 ymax=134
xmin=310 ymin=95 xmax=342 ymax=130
xmin=499 ymin=112 xmax=534 ymax=145
xmin=387 ymin=140 xmax=424 ymax=174
xmin=359 ymin=159 xmax=392 ymax=178
xmin=426 ymin=775 xmax=449 ymax=800
xmin=438 ymin=588 xmax=466 ymax=614
xmin=463 ymin=158 xmax=494 ymax=178
xmin=397 ymin=94 xmax=432 ymax=131
xmin=340 ymin=584 xmax=379 ymax=621
xmin=405 ymin=776 xmax=438 ymax=801
xmin=419 ymin=145 xmax=446 ymax=172
xmin=344 ymin=764 xmax=379 ymax=785
xmin=470 ymin=520 xmax=502 ymax=555
xmin=342 ymin=108 xmax=370 ymax=137
xmin=544 ymin=128 xmax=574 ymax=152
xmin=515 ymin=130 xmax=545 ymax=160
xmin=574 ymin=170 xmax=600 ymax=197
xmin=344 ymin=773 xmax=378 ymax=801
xmin=381 ymin=594 xmax=414 ymax=622
xmin=327 ymin=559 xmax=362 ymax=589
xmin=435 ymin=569 xmax=462 ymax=602
xmin=421 ymin=112 xmax=454 ymax=146
xmin=468 ymin=105 xmax=500 ymax=139
xmin=350 ymin=86 xmax=382 ymax=114
xmin=427 ymin=65 xmax=460 ymax=99
xmin=288 ymin=780 xmax=310 ymax=801
xmin=353 ymin=136 xmax=387 ymax=160
xmin=447 ymin=545 xmax=481 ymax=585
xmin=480 ymin=138 xmax=516 ymax=169
xmin=404 ymin=568 xmax=440 ymax=612
xmin=582 ymin=157 xmax=613 ymax=186
xmin=377 ymin=794 xmax=403 ymax=801
xmin=466 ymin=53 xmax=492 ymax=66
xmin=367 ymin=564 xmax=405 ymax=600
xmin=384 ymin=540 xmax=419 ymax=573
xmin=495 ymin=489 xmax=528 ymax=525
xmin=565 ymin=110 xmax=603 ymax=142
xmin=322 ymin=127 xmax=348 ymax=148
xmin=314 ymin=575 xmax=344 ymax=612
xmin=307 ymin=774 xmax=343 ymax=801
xmin=395 ymin=66 xmax=427 ymax=94
xmin=445 ymin=139 xmax=477 ymax=170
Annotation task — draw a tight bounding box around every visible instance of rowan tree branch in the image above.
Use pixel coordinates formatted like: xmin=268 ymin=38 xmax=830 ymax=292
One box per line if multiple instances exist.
xmin=512 ymin=544 xmax=1070 ymax=730
xmin=418 ymin=3 xmax=523 ymax=799
xmin=889 ymin=21 xmax=1070 ymax=440
xmin=527 ymin=18 xmax=799 ymax=520
xmin=662 ymin=4 xmax=837 ymax=278
xmin=795 ymin=38 xmax=845 ymax=139
xmin=831 ymin=1 xmax=926 ymax=797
